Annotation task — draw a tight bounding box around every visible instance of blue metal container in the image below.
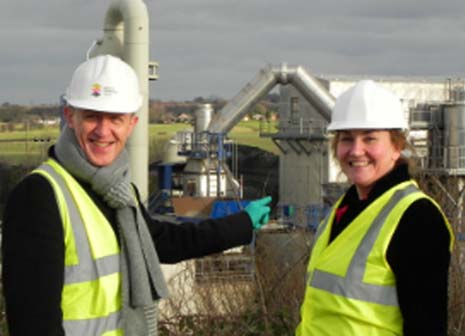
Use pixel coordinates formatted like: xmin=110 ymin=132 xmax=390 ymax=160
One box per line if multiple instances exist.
xmin=210 ymin=200 xmax=251 ymax=219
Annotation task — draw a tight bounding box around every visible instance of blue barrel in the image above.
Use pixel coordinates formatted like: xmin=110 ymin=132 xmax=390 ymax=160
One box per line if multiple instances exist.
xmin=210 ymin=200 xmax=251 ymax=219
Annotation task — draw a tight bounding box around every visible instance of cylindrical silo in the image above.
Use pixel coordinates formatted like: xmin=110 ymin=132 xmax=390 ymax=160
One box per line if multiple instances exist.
xmin=443 ymin=103 xmax=465 ymax=170
xmin=195 ymin=103 xmax=213 ymax=134
xmin=162 ymin=138 xmax=187 ymax=164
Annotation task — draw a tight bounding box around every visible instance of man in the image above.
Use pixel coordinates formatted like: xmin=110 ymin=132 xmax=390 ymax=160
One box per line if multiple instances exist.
xmin=1 ymin=54 xmax=271 ymax=336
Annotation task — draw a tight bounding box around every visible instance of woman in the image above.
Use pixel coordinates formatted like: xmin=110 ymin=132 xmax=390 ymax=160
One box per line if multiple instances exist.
xmin=296 ymin=80 xmax=454 ymax=336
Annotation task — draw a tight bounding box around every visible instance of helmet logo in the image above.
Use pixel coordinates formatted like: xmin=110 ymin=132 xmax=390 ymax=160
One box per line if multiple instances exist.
xmin=103 ymin=86 xmax=118 ymax=96
xmin=91 ymin=83 xmax=102 ymax=97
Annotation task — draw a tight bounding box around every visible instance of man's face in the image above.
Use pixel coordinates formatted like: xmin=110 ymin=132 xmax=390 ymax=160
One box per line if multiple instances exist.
xmin=64 ymin=107 xmax=138 ymax=167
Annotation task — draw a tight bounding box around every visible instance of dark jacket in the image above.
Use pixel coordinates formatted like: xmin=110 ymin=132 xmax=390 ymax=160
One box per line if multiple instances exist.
xmin=2 ymin=158 xmax=253 ymax=336
xmin=331 ymin=164 xmax=452 ymax=336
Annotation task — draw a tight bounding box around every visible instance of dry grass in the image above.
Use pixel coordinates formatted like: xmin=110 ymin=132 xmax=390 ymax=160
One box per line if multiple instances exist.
xmin=416 ymin=174 xmax=465 ymax=335
xmin=158 ymin=229 xmax=313 ymax=335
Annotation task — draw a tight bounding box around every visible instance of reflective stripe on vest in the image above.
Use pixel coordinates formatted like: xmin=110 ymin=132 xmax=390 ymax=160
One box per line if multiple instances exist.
xmin=35 ymin=160 xmax=122 ymax=336
xmin=297 ymin=181 xmax=454 ymax=336
xmin=309 ymin=184 xmax=419 ymax=306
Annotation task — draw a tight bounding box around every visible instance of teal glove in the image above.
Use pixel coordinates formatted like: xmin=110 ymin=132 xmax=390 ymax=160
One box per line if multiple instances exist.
xmin=245 ymin=196 xmax=272 ymax=230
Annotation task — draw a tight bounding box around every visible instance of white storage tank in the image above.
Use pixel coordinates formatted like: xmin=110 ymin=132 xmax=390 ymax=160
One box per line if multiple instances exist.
xmin=443 ymin=103 xmax=465 ymax=170
xmin=195 ymin=103 xmax=213 ymax=133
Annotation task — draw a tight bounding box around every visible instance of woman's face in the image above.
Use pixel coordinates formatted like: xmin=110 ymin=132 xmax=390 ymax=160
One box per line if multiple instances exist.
xmin=336 ymin=130 xmax=401 ymax=199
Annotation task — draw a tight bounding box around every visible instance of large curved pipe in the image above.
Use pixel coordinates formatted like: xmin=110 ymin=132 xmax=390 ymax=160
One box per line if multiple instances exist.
xmin=207 ymin=65 xmax=278 ymax=134
xmin=207 ymin=64 xmax=335 ymax=134
xmin=285 ymin=66 xmax=333 ymax=121
xmin=91 ymin=0 xmax=150 ymax=200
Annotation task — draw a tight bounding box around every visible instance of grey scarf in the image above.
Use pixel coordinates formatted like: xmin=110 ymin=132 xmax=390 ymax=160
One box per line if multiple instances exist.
xmin=55 ymin=126 xmax=169 ymax=333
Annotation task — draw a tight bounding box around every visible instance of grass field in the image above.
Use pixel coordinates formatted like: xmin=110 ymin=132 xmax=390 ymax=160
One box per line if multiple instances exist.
xmin=150 ymin=120 xmax=279 ymax=156
xmin=0 ymin=126 xmax=60 ymax=165
xmin=0 ymin=120 xmax=279 ymax=165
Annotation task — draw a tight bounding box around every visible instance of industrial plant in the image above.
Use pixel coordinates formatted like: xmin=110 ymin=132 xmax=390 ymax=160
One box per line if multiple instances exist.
xmin=2 ymin=0 xmax=465 ymax=334
xmin=82 ymin=0 xmax=465 ymax=234
xmin=68 ymin=0 xmax=465 ymax=331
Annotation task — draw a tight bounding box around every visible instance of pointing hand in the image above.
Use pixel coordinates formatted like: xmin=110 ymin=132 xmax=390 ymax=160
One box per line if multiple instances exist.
xmin=245 ymin=196 xmax=272 ymax=230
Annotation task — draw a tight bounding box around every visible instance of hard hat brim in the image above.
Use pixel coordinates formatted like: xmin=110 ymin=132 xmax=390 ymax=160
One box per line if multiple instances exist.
xmin=66 ymin=96 xmax=142 ymax=114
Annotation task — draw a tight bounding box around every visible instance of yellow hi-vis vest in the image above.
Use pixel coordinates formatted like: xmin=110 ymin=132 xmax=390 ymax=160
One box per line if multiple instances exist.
xmin=34 ymin=159 xmax=123 ymax=336
xmin=296 ymin=181 xmax=454 ymax=336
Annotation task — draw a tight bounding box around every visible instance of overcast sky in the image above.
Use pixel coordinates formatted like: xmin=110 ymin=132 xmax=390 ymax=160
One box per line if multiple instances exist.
xmin=1 ymin=0 xmax=465 ymax=105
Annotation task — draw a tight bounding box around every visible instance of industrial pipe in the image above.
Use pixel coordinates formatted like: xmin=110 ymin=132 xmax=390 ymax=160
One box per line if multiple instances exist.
xmin=207 ymin=64 xmax=335 ymax=134
xmin=90 ymin=0 xmax=150 ymax=201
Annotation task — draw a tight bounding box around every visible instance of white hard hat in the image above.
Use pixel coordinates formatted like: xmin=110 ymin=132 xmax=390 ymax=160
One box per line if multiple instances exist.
xmin=65 ymin=55 xmax=143 ymax=114
xmin=327 ymin=80 xmax=408 ymax=131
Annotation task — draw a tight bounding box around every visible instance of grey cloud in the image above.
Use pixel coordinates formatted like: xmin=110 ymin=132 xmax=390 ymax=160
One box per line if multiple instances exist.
xmin=1 ymin=0 xmax=465 ymax=104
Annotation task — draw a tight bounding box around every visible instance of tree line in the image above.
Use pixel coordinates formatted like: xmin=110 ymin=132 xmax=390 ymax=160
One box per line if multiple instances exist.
xmin=0 ymin=93 xmax=279 ymax=125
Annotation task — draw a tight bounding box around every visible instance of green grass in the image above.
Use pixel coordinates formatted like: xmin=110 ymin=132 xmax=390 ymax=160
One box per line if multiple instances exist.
xmin=0 ymin=121 xmax=279 ymax=165
xmin=149 ymin=123 xmax=192 ymax=143
xmin=0 ymin=127 xmax=58 ymax=165
xmin=149 ymin=120 xmax=279 ymax=153
xmin=229 ymin=120 xmax=279 ymax=154
xmin=0 ymin=127 xmax=60 ymax=140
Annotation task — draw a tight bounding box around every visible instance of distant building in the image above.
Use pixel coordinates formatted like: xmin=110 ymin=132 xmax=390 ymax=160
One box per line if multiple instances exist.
xmin=177 ymin=113 xmax=193 ymax=123
xmin=37 ymin=117 xmax=61 ymax=126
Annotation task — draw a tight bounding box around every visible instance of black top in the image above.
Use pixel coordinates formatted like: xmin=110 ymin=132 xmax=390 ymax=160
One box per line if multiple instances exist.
xmin=330 ymin=164 xmax=451 ymax=336
xmin=2 ymin=160 xmax=253 ymax=336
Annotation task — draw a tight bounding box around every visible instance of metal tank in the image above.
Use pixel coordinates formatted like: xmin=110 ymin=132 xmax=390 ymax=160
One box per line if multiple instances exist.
xmin=182 ymin=159 xmax=228 ymax=197
xmin=451 ymin=87 xmax=465 ymax=102
xmin=443 ymin=103 xmax=465 ymax=171
xmin=162 ymin=138 xmax=187 ymax=164
xmin=195 ymin=104 xmax=213 ymax=133
xmin=192 ymin=104 xmax=213 ymax=155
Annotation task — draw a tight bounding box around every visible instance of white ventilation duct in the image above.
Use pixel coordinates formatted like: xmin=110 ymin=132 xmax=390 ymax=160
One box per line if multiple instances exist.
xmin=89 ymin=0 xmax=151 ymax=200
